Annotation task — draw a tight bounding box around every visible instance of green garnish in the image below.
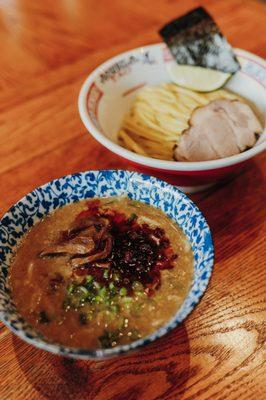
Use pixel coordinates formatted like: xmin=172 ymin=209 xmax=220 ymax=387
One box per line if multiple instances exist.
xmin=95 ymin=295 xmax=103 ymax=303
xmin=119 ymin=287 xmax=127 ymax=296
xmin=93 ymin=281 xmax=100 ymax=289
xmin=108 ymin=282 xmax=117 ymax=297
xmin=78 ymin=286 xmax=89 ymax=297
xmin=113 ymin=273 xmax=121 ymax=282
xmin=86 ymin=275 xmax=93 ymax=284
xmin=132 ymin=281 xmax=143 ymax=292
xmin=67 ymin=284 xmax=75 ymax=294
xmin=98 ymin=287 xmax=108 ymax=298
xmin=103 ymin=270 xmax=109 ymax=279
xmin=110 ymin=304 xmax=120 ymax=313
xmin=121 ymin=296 xmax=133 ymax=304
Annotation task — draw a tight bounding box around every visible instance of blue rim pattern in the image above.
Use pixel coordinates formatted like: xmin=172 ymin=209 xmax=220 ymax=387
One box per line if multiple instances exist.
xmin=0 ymin=170 xmax=214 ymax=359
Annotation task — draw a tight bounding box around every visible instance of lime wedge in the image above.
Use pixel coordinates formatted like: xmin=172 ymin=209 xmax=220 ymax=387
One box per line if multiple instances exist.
xmin=168 ymin=64 xmax=231 ymax=92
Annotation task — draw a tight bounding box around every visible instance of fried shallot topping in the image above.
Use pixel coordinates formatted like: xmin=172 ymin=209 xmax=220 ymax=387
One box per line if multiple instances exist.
xmin=40 ymin=200 xmax=177 ymax=295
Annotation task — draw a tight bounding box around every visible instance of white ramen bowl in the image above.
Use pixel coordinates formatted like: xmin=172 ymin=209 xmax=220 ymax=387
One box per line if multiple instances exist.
xmin=78 ymin=43 xmax=266 ymax=193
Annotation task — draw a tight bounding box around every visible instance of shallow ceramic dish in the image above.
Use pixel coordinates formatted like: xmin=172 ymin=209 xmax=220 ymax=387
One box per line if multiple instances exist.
xmin=0 ymin=170 xmax=214 ymax=359
xmin=78 ymin=43 xmax=266 ymax=193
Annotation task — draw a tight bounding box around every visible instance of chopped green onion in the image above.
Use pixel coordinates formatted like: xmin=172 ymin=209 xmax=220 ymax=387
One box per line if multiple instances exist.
xmin=98 ymin=287 xmax=108 ymax=298
xmin=93 ymin=281 xmax=100 ymax=289
xmin=67 ymin=284 xmax=75 ymax=294
xmin=119 ymin=287 xmax=127 ymax=296
xmin=104 ymin=298 xmax=111 ymax=306
xmin=78 ymin=286 xmax=89 ymax=296
xmin=103 ymin=270 xmax=109 ymax=279
xmin=113 ymin=273 xmax=120 ymax=282
xmin=109 ymin=283 xmax=117 ymax=297
xmin=95 ymin=295 xmax=103 ymax=303
xmin=86 ymin=275 xmax=93 ymax=283
xmin=132 ymin=281 xmax=143 ymax=292
xmin=87 ymin=312 xmax=94 ymax=321
xmin=122 ymin=296 xmax=133 ymax=303
xmin=110 ymin=304 xmax=120 ymax=313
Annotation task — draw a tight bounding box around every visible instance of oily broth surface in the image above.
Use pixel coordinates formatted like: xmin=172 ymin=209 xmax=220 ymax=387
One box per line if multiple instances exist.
xmin=9 ymin=197 xmax=194 ymax=349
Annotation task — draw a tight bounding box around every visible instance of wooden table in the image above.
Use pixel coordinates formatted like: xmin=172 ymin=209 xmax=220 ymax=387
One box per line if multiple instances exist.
xmin=0 ymin=1 xmax=265 ymax=399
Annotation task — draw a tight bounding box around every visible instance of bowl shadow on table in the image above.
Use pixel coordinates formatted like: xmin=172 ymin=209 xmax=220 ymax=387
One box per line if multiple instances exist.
xmin=12 ymin=323 xmax=191 ymax=400
xmin=194 ymin=159 xmax=265 ymax=263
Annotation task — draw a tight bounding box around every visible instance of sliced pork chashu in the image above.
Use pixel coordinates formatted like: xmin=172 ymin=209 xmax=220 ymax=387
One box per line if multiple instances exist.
xmin=174 ymin=99 xmax=263 ymax=162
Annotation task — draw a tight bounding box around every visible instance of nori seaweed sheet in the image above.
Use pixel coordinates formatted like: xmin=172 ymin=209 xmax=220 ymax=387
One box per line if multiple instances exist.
xmin=159 ymin=7 xmax=240 ymax=73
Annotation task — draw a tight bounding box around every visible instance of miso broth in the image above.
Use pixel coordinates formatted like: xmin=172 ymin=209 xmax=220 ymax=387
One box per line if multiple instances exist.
xmin=9 ymin=197 xmax=194 ymax=349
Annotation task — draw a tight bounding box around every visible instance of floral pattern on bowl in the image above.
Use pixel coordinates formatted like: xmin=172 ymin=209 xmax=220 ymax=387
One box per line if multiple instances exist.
xmin=0 ymin=170 xmax=214 ymax=359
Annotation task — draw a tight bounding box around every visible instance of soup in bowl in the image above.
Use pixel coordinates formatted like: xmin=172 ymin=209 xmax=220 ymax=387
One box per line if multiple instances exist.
xmin=0 ymin=170 xmax=214 ymax=359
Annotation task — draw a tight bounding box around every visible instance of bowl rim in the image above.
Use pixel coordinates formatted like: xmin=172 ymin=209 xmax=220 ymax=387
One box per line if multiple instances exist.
xmin=78 ymin=43 xmax=266 ymax=172
xmin=0 ymin=169 xmax=214 ymax=359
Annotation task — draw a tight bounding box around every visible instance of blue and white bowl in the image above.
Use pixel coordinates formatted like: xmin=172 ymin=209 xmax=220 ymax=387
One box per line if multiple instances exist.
xmin=0 ymin=170 xmax=214 ymax=359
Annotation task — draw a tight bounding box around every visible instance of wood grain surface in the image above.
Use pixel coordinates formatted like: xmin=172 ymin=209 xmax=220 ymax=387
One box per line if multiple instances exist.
xmin=0 ymin=1 xmax=265 ymax=399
